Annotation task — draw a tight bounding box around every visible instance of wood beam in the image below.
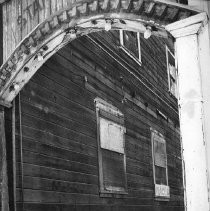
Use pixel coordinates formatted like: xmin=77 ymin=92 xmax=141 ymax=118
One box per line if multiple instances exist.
xmin=0 ymin=110 xmax=9 ymax=211
xmin=167 ymin=12 xmax=210 ymax=211
xmin=0 ymin=4 xmax=2 ymax=67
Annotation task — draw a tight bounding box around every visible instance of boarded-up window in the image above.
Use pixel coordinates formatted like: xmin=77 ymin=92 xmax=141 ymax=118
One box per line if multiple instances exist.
xmin=166 ymin=45 xmax=177 ymax=98
xmin=95 ymin=98 xmax=127 ymax=195
xmin=119 ymin=30 xmax=141 ymax=64
xmin=151 ymin=129 xmax=170 ymax=199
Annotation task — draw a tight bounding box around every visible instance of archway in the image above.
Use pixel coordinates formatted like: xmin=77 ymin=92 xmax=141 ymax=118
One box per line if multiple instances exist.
xmin=0 ymin=0 xmax=201 ymax=105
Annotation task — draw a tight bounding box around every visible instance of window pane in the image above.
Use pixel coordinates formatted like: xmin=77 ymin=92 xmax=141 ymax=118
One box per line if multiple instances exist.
xmin=170 ymin=77 xmax=176 ymax=96
xmin=178 ymin=0 xmax=188 ymax=5
xmin=101 ymin=149 xmax=126 ymax=191
xmin=123 ymin=31 xmax=139 ymax=59
xmin=169 ymin=64 xmax=176 ymax=79
xmin=155 ymin=166 xmax=167 ymax=185
xmin=154 ymin=139 xmax=167 ymax=168
xmin=100 ymin=117 xmax=124 ymax=153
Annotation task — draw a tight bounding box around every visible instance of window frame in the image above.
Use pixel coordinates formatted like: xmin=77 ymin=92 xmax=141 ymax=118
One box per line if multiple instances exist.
xmin=119 ymin=29 xmax=142 ymax=65
xmin=151 ymin=128 xmax=170 ymax=200
xmin=166 ymin=45 xmax=177 ymax=98
xmin=95 ymin=97 xmax=128 ymax=196
xmin=177 ymin=0 xmax=188 ymax=5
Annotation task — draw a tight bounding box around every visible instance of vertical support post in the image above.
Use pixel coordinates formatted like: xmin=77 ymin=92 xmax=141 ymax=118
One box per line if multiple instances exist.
xmin=197 ymin=23 xmax=210 ymax=204
xmin=166 ymin=13 xmax=210 ymax=211
xmin=0 ymin=3 xmax=3 ymax=67
xmin=176 ymin=33 xmax=210 ymax=211
xmin=0 ymin=110 xmax=9 ymax=211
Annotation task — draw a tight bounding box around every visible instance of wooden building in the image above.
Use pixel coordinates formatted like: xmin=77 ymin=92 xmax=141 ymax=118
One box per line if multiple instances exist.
xmin=1 ymin=0 xmax=210 ymax=211
xmin=3 ymin=27 xmax=184 ymax=210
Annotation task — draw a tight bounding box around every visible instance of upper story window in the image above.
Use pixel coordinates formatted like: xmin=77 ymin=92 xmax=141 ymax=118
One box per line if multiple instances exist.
xmin=166 ymin=45 xmax=177 ymax=98
xmin=177 ymin=0 xmax=188 ymax=5
xmin=119 ymin=30 xmax=142 ymax=64
xmin=95 ymin=98 xmax=127 ymax=196
xmin=151 ymin=129 xmax=170 ymax=200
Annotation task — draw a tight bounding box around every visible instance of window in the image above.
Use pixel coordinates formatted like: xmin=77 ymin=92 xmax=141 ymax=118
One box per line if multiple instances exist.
xmin=170 ymin=0 xmax=188 ymax=4
xmin=151 ymin=129 xmax=170 ymax=199
xmin=166 ymin=45 xmax=177 ymax=98
xmin=177 ymin=0 xmax=188 ymax=5
xmin=95 ymin=98 xmax=127 ymax=195
xmin=119 ymin=30 xmax=141 ymax=64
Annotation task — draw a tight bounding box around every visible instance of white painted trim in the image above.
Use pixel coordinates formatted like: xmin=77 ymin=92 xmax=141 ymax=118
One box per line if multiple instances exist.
xmin=176 ymin=33 xmax=210 ymax=211
xmin=169 ymin=23 xmax=202 ymax=38
xmin=165 ymin=12 xmax=207 ymax=37
xmin=137 ymin=32 xmax=142 ymax=63
xmin=166 ymin=45 xmax=177 ymax=97
xmin=119 ymin=30 xmax=142 ymax=65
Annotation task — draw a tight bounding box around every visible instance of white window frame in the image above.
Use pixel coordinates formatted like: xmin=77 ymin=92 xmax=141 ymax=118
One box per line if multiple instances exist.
xmin=151 ymin=128 xmax=170 ymax=200
xmin=119 ymin=30 xmax=142 ymax=65
xmin=95 ymin=97 xmax=127 ymax=196
xmin=166 ymin=45 xmax=177 ymax=98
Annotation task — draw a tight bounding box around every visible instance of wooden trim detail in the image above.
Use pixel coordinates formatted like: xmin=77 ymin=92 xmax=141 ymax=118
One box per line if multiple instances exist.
xmin=0 ymin=0 xmax=204 ymax=105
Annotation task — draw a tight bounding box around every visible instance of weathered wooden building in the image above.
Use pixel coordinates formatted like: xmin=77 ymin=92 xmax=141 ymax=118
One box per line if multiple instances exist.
xmin=4 ymin=29 xmax=184 ymax=211
xmin=0 ymin=0 xmax=210 ymax=211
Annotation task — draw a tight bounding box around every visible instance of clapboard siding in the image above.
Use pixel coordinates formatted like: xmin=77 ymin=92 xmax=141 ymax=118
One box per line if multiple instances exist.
xmin=11 ymin=31 xmax=184 ymax=211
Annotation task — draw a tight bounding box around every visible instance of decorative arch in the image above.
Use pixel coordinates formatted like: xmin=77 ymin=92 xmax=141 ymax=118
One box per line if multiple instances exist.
xmin=0 ymin=0 xmax=202 ymax=106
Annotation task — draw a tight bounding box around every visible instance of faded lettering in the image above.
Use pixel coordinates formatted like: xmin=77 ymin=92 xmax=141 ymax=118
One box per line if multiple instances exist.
xmin=17 ymin=0 xmax=45 ymax=27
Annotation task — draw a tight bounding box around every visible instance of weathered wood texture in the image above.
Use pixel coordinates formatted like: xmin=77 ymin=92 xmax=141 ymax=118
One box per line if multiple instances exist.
xmin=0 ymin=5 xmax=2 ymax=66
xmin=0 ymin=110 xmax=9 ymax=211
xmin=2 ymin=0 xmax=79 ymax=61
xmin=1 ymin=0 xmax=197 ymax=62
xmin=12 ymin=31 xmax=184 ymax=211
xmin=4 ymin=105 xmax=16 ymax=211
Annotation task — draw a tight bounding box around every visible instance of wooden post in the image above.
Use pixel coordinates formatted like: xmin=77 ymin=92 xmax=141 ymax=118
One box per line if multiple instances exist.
xmin=0 ymin=3 xmax=3 ymax=67
xmin=166 ymin=13 xmax=210 ymax=211
xmin=0 ymin=110 xmax=9 ymax=211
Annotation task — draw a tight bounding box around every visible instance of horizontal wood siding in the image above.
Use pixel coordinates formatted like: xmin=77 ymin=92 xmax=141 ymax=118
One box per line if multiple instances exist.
xmin=14 ymin=32 xmax=184 ymax=211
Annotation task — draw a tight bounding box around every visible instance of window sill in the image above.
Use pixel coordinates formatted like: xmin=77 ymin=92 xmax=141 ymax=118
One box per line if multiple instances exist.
xmin=99 ymin=190 xmax=128 ymax=198
xmin=155 ymin=196 xmax=170 ymax=201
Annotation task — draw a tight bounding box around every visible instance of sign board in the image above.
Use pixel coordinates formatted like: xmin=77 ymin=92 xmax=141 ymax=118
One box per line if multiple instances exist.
xmin=155 ymin=184 xmax=170 ymax=198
